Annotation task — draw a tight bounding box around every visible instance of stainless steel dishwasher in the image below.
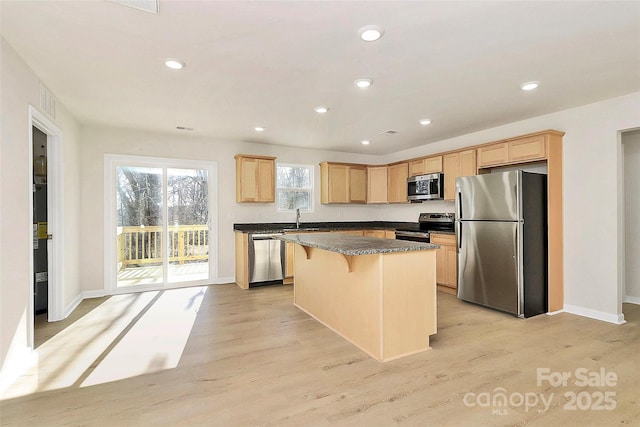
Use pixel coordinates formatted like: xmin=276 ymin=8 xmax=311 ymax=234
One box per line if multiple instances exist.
xmin=248 ymin=233 xmax=285 ymax=286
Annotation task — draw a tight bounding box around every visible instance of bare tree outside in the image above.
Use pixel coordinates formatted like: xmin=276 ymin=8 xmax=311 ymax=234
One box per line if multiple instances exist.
xmin=116 ymin=167 xmax=209 ymax=271
xmin=277 ymin=164 xmax=312 ymax=211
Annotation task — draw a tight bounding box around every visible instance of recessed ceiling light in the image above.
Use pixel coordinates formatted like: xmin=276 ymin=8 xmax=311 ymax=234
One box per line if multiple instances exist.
xmin=314 ymin=106 xmax=329 ymax=114
xmin=361 ymin=140 xmax=371 ymax=145
xmin=419 ymin=119 xmax=432 ymax=126
xmin=355 ymin=79 xmax=373 ymax=89
xmin=164 ymin=58 xmax=185 ymax=70
xmin=358 ymin=25 xmax=384 ymax=42
xmin=521 ymin=81 xmax=539 ymax=91
xmin=254 ymin=126 xmax=265 ymax=132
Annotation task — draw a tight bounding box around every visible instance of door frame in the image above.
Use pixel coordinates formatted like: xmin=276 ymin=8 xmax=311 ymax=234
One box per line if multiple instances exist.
xmin=28 ymin=106 xmax=65 ymax=336
xmin=104 ymin=154 xmax=218 ymax=293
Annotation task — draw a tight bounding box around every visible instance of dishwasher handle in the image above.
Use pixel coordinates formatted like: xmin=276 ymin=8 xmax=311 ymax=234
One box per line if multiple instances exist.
xmin=251 ymin=233 xmax=283 ymax=240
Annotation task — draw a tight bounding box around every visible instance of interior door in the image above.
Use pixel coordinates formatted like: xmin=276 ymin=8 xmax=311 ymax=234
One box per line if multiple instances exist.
xmin=457 ymin=220 xmax=520 ymax=315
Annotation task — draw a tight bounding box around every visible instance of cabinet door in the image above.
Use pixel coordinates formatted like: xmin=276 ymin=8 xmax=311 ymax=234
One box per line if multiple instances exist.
xmin=435 ymin=245 xmax=446 ymax=285
xmin=424 ymin=156 xmax=443 ymax=174
xmin=257 ymin=159 xmax=275 ymax=202
xmin=477 ymin=143 xmax=509 ymax=168
xmin=349 ymin=166 xmax=367 ymax=203
xmin=509 ymin=136 xmax=546 ymax=163
xmin=236 ymin=155 xmax=275 ymax=203
xmin=326 ymin=164 xmax=350 ymax=203
xmin=433 ymin=234 xmax=457 ymax=289
xmin=238 ymin=157 xmax=259 ymax=202
xmin=445 ymin=245 xmax=458 ymax=288
xmin=409 ymin=159 xmax=425 ymax=177
xmin=285 ymin=241 xmax=294 ymax=279
xmin=387 ymin=163 xmax=409 ymax=203
xmin=367 ymin=166 xmax=388 ymax=204
xmin=363 ymin=230 xmax=386 ymax=238
xmin=442 ymin=153 xmax=459 ymax=201
xmin=459 ymin=149 xmax=477 ymax=177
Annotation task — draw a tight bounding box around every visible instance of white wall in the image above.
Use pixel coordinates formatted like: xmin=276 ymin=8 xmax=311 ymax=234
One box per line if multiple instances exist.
xmin=623 ymin=130 xmax=640 ymax=303
xmin=0 ymin=38 xmax=81 ymax=384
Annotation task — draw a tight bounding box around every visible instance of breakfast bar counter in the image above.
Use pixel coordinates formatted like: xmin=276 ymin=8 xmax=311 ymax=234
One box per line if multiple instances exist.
xmin=279 ymin=233 xmax=439 ymax=362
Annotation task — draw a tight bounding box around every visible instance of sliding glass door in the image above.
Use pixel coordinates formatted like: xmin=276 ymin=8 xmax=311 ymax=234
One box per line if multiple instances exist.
xmin=167 ymin=168 xmax=209 ymax=283
xmin=108 ymin=156 xmax=216 ymax=290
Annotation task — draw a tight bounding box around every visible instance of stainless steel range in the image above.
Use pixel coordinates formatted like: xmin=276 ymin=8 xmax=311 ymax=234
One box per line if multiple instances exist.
xmin=395 ymin=213 xmax=455 ymax=243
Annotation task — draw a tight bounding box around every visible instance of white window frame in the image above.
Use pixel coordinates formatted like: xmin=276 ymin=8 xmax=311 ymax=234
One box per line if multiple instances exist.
xmin=276 ymin=162 xmax=314 ymax=212
xmin=104 ymin=154 xmax=219 ymax=293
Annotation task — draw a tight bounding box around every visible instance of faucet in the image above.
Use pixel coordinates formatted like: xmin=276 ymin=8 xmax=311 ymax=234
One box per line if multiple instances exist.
xmin=296 ymin=208 xmax=301 ymax=229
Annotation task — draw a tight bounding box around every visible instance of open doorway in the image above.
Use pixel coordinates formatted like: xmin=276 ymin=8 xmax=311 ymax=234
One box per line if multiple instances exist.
xmin=28 ymin=106 xmax=65 ymax=351
xmin=622 ymin=129 xmax=640 ymax=314
xmin=32 ymin=126 xmax=49 ymax=316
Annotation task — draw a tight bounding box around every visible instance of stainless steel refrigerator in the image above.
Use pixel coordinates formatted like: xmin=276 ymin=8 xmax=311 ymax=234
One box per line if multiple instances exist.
xmin=455 ymin=170 xmax=547 ymax=318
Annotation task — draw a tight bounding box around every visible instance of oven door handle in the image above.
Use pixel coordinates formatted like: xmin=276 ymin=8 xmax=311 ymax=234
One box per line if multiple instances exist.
xmin=395 ymin=231 xmax=430 ymax=239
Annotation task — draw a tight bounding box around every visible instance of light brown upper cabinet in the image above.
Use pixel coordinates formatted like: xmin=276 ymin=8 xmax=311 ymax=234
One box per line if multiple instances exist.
xmin=235 ymin=154 xmax=276 ymax=203
xmin=477 ymin=135 xmax=547 ymax=168
xmin=387 ymin=162 xmax=409 ymax=203
xmin=408 ymin=155 xmax=443 ymax=177
xmin=367 ymin=165 xmax=388 ymax=204
xmin=443 ymin=149 xmax=477 ymax=201
xmin=349 ymin=165 xmax=367 ymax=203
xmin=320 ymin=162 xmax=367 ymax=204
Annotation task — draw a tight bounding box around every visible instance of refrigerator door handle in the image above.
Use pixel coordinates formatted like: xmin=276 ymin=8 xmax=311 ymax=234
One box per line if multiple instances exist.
xmin=456 ymin=189 xmax=463 ymax=220
xmin=456 ymin=221 xmax=462 ymax=250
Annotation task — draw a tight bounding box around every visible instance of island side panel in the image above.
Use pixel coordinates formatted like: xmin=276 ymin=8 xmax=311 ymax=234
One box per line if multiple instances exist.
xmin=381 ymin=250 xmax=437 ymax=361
xmin=293 ymin=244 xmax=383 ymax=360
xmin=235 ymin=232 xmax=249 ymax=289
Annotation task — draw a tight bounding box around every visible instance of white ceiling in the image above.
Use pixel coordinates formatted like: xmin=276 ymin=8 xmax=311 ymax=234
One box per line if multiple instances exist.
xmin=2 ymin=1 xmax=639 ymax=155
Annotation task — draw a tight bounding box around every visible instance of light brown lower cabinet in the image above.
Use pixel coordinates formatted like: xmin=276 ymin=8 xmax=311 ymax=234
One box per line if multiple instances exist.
xmin=363 ymin=230 xmax=386 ymax=238
xmin=431 ymin=233 xmax=457 ymax=293
xmin=284 ymin=241 xmax=295 ymax=285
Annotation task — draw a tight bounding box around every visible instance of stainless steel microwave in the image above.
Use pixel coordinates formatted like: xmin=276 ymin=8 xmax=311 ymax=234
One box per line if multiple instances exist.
xmin=407 ymin=173 xmax=444 ymax=201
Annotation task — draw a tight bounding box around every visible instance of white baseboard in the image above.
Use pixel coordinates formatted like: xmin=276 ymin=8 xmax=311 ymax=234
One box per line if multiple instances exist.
xmin=63 ymin=292 xmax=83 ymax=319
xmin=623 ymin=295 xmax=640 ymax=305
xmin=214 ymin=276 xmax=235 ymax=284
xmin=82 ymin=290 xmax=108 ymax=299
xmin=546 ymin=309 xmax=564 ymax=316
xmin=564 ymin=304 xmax=626 ymax=325
xmin=0 ymin=347 xmax=37 ymax=398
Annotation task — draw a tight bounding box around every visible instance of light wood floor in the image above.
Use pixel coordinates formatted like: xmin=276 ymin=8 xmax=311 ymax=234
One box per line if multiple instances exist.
xmin=2 ymin=284 xmax=639 ymax=426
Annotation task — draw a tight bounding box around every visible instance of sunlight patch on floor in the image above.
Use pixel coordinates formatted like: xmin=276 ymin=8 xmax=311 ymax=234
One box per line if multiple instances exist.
xmin=2 ymin=286 xmax=207 ymax=400
xmin=81 ymin=286 xmax=206 ymax=387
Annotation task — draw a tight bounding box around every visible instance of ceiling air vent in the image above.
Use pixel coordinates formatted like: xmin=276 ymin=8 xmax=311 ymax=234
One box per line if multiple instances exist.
xmin=379 ymin=130 xmax=399 ymax=135
xmin=110 ymin=0 xmax=159 ymax=14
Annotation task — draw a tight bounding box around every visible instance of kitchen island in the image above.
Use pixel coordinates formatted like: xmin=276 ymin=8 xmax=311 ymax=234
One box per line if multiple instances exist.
xmin=279 ymin=233 xmax=439 ymax=362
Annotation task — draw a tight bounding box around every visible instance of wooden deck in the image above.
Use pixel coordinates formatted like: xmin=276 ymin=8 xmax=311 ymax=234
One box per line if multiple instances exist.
xmin=117 ymin=262 xmax=208 ymax=287
xmin=2 ymin=285 xmax=639 ymax=426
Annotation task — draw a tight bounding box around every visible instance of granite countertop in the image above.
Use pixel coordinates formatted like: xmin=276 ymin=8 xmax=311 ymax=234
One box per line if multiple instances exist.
xmin=279 ymin=232 xmax=439 ymax=256
xmin=234 ymin=221 xmax=422 ymax=234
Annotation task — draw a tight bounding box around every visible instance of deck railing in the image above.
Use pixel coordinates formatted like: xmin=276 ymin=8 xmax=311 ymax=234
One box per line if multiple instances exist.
xmin=117 ymin=225 xmax=208 ymax=268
